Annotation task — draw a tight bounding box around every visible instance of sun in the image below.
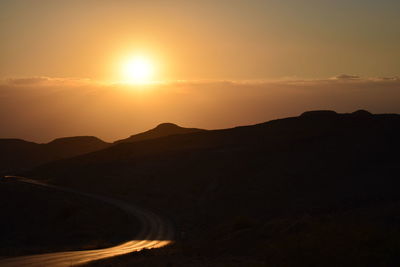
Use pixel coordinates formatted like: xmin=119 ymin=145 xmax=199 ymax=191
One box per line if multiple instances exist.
xmin=121 ymin=56 xmax=154 ymax=84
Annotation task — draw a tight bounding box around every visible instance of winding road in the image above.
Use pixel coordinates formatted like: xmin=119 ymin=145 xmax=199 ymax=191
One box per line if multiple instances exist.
xmin=0 ymin=176 xmax=174 ymax=267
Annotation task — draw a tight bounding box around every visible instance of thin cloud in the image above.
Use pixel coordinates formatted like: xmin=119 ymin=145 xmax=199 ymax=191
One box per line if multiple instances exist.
xmin=333 ymin=74 xmax=361 ymax=80
xmin=375 ymin=76 xmax=400 ymax=81
xmin=2 ymin=77 xmax=96 ymax=87
xmin=6 ymin=77 xmax=50 ymax=85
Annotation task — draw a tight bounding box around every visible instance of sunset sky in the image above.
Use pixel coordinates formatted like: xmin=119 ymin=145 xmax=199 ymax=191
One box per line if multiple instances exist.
xmin=1 ymin=0 xmax=399 ymax=142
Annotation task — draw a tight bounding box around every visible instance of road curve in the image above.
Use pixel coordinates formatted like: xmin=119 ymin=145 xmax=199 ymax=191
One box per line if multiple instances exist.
xmin=0 ymin=176 xmax=174 ymax=267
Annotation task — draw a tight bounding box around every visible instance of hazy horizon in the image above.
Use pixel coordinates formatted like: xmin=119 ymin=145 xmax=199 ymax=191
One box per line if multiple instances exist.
xmin=1 ymin=75 xmax=399 ymax=143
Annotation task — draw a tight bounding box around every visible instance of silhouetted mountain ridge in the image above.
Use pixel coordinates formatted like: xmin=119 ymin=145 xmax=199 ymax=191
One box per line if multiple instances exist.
xmin=27 ymin=110 xmax=400 ymax=168
xmin=352 ymin=109 xmax=373 ymax=117
xmin=0 ymin=123 xmax=206 ymax=174
xmin=48 ymin=136 xmax=105 ymax=145
xmin=0 ymin=136 xmax=110 ymax=174
xmin=16 ymin=110 xmax=400 ymax=265
xmin=154 ymin=122 xmax=182 ymax=130
xmin=114 ymin=122 xmax=205 ymax=144
xmin=300 ymin=110 xmax=338 ymax=118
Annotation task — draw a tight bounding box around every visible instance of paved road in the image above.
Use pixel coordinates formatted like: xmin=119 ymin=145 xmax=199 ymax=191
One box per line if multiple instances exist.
xmin=0 ymin=176 xmax=174 ymax=267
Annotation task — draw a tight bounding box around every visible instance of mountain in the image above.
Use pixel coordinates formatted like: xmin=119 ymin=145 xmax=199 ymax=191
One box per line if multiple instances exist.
xmin=114 ymin=123 xmax=205 ymax=144
xmin=0 ymin=123 xmax=204 ymax=174
xmin=20 ymin=111 xmax=400 ymax=265
xmin=46 ymin=136 xmax=110 ymax=158
xmin=29 ymin=110 xmax=400 ymax=217
xmin=0 ymin=136 xmax=110 ymax=174
xmin=0 ymin=139 xmax=42 ymax=174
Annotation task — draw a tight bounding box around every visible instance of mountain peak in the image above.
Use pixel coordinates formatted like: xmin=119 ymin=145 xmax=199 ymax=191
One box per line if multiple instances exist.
xmin=48 ymin=136 xmax=107 ymax=145
xmin=115 ymin=123 xmax=205 ymax=144
xmin=300 ymin=110 xmax=338 ymax=118
xmin=352 ymin=110 xmax=372 ymax=118
xmin=154 ymin=123 xmax=181 ymax=130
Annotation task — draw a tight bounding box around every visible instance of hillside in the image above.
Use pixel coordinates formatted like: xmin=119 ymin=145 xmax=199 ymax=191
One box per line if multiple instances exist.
xmin=28 ymin=110 xmax=400 ymax=266
xmin=0 ymin=136 xmax=110 ymax=174
xmin=46 ymin=136 xmax=110 ymax=156
xmin=0 ymin=178 xmax=138 ymax=258
xmin=0 ymin=124 xmax=205 ymax=175
xmin=114 ymin=123 xmax=205 ymax=144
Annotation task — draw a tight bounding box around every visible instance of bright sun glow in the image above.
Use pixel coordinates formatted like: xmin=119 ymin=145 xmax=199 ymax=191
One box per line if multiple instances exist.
xmin=121 ymin=56 xmax=155 ymax=84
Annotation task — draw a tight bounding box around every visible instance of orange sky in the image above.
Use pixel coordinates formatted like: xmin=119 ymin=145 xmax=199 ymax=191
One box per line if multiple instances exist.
xmin=1 ymin=1 xmax=399 ymax=81
xmin=0 ymin=1 xmax=399 ymax=141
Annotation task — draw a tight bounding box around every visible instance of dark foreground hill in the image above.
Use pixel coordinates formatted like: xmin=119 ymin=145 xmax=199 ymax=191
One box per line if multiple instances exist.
xmin=28 ymin=110 xmax=400 ymax=266
xmin=0 ymin=178 xmax=138 ymax=258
